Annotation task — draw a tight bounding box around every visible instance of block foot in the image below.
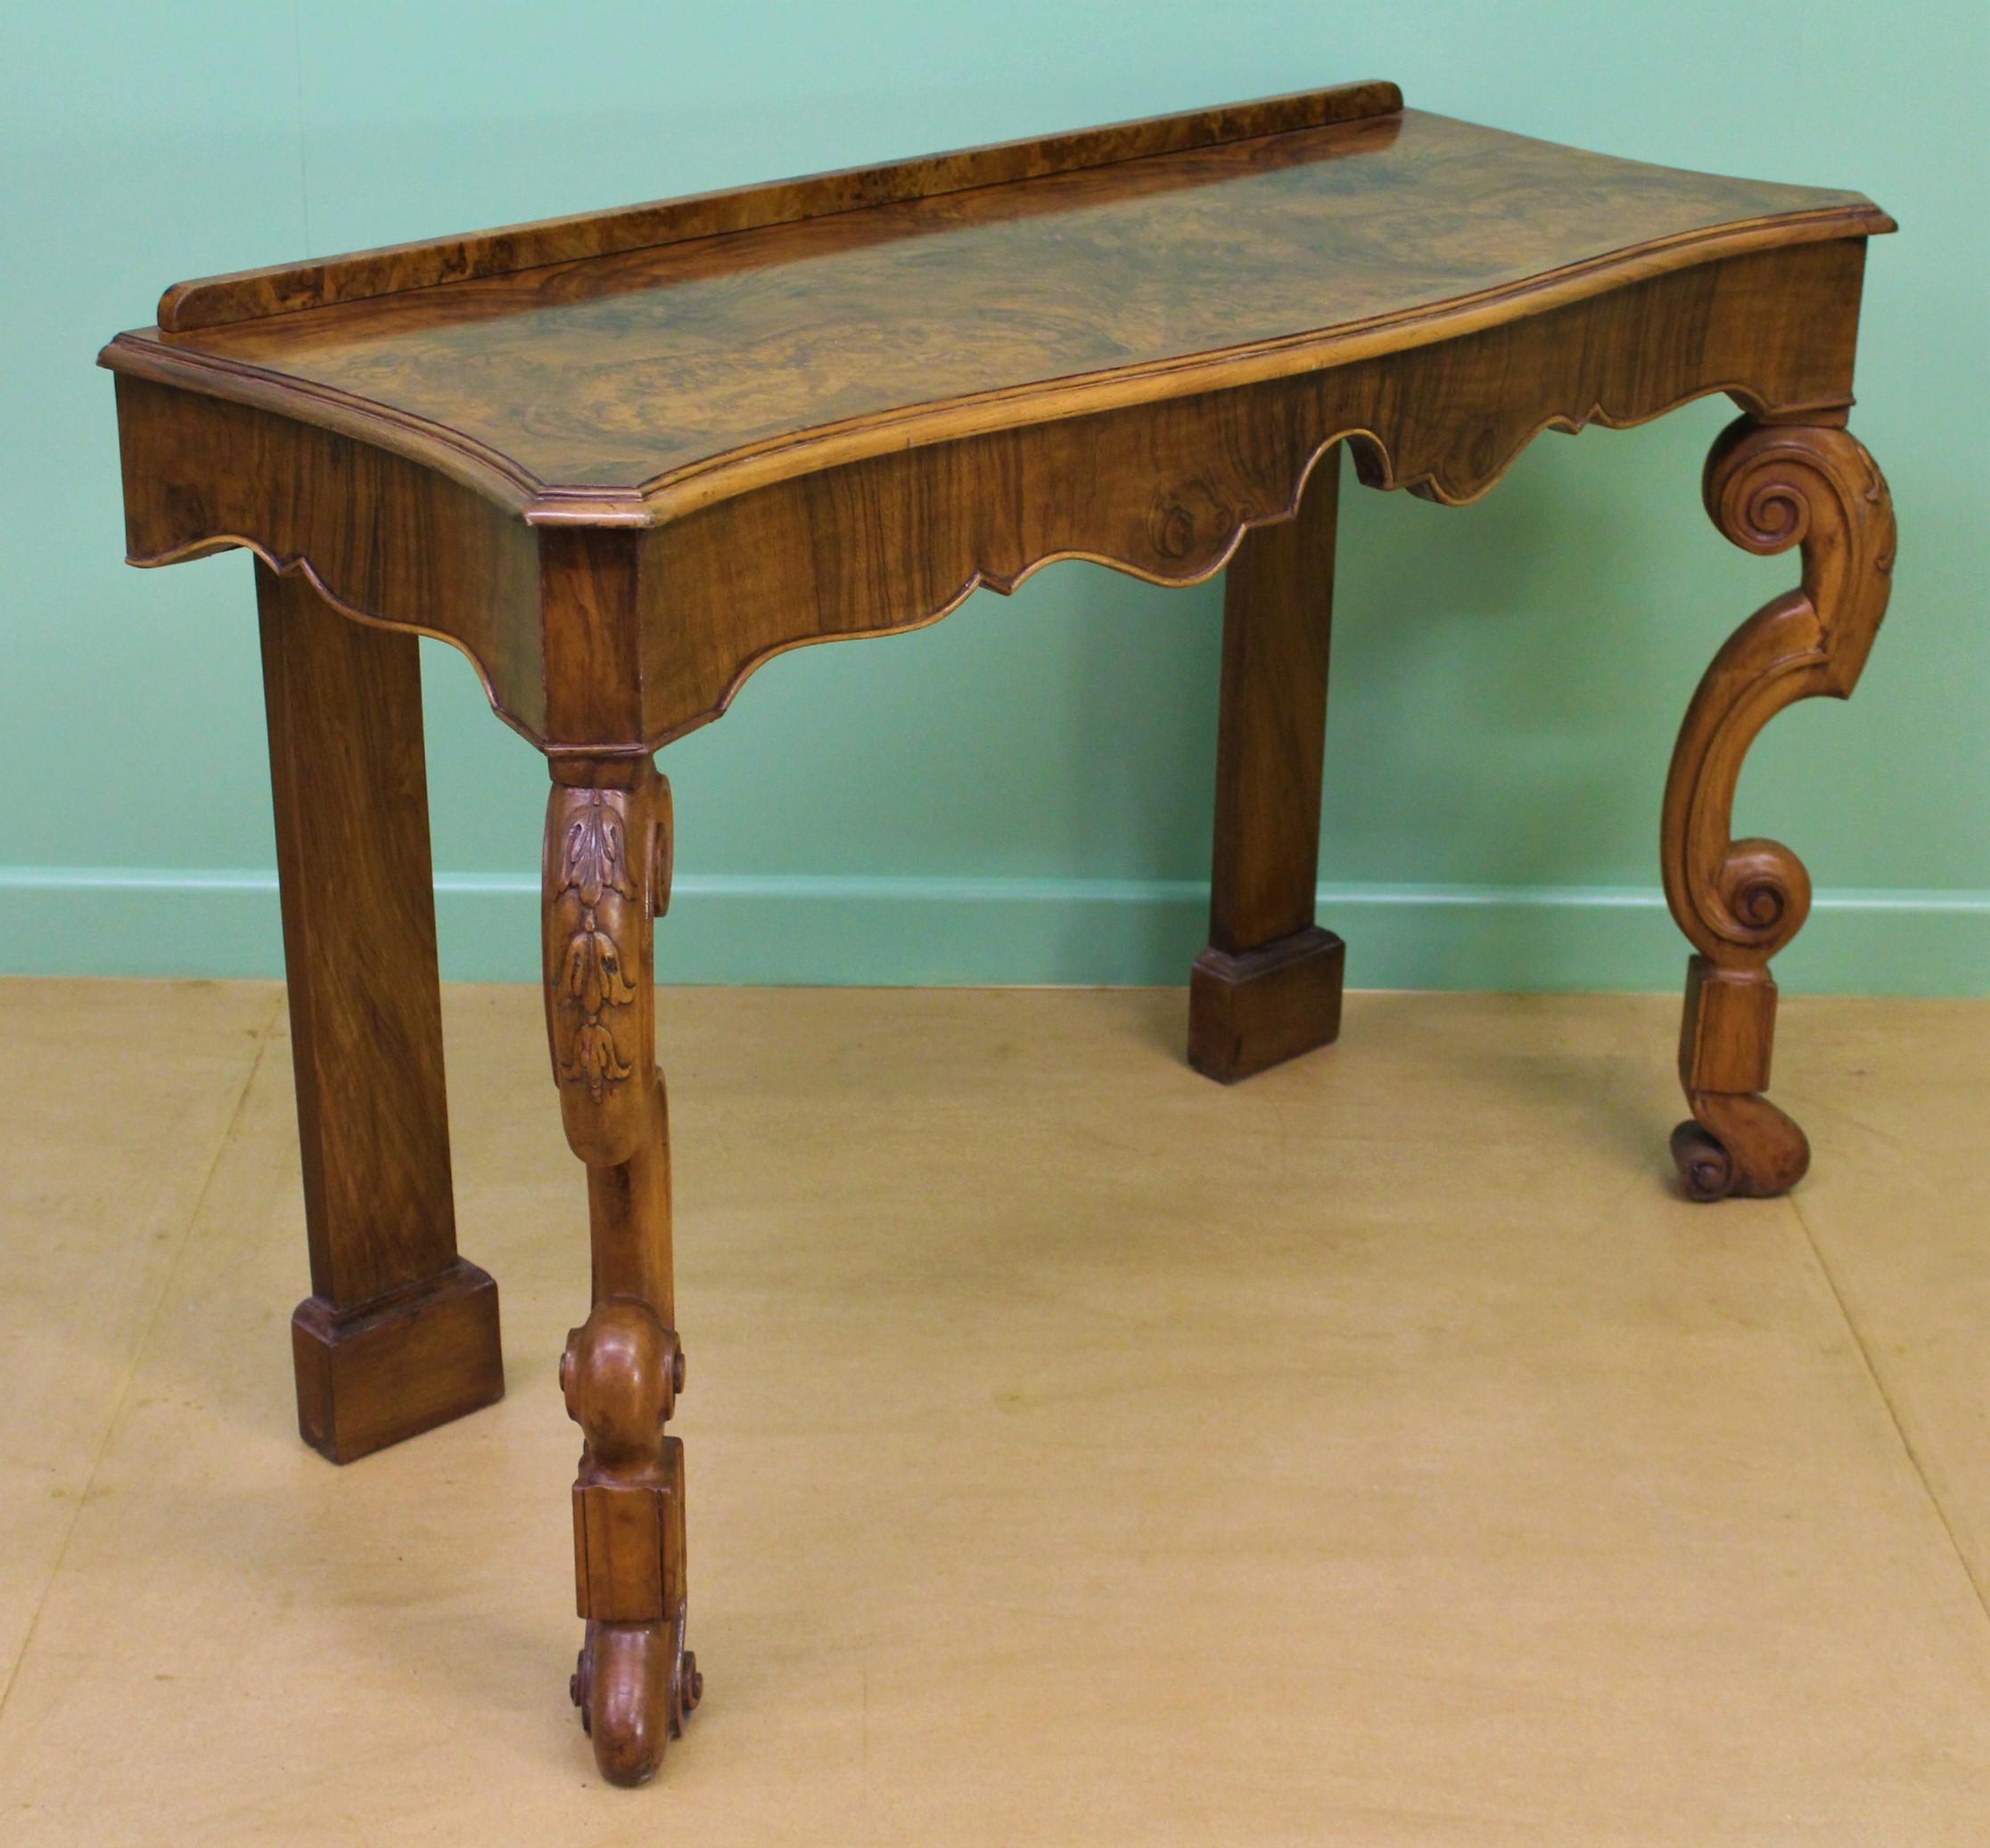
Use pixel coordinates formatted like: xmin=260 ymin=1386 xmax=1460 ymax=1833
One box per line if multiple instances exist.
xmin=1188 ymin=924 xmax=1345 ymax=1084
xmin=291 ymin=1258 xmax=503 ymax=1463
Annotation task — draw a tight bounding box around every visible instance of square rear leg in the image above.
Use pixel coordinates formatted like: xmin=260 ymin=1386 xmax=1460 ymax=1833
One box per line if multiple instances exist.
xmin=259 ymin=562 xmax=503 ymax=1461
xmin=1188 ymin=447 xmax=1345 ymax=1083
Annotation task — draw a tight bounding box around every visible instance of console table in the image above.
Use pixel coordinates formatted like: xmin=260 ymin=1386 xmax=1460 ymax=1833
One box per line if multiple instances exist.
xmin=99 ymin=81 xmax=1896 ymax=1786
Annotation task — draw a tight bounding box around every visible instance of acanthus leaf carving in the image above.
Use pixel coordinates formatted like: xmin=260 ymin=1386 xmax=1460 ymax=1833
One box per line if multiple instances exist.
xmin=544 ymin=777 xmax=667 ymax=1129
xmin=559 ymin=802 xmax=638 ymax=910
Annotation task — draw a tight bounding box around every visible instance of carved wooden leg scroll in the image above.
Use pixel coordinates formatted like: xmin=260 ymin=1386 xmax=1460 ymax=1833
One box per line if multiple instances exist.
xmin=1188 ymin=447 xmax=1345 ymax=1082
xmin=543 ymin=757 xmax=700 ymax=1786
xmin=1662 ymin=415 xmax=1895 ymax=1200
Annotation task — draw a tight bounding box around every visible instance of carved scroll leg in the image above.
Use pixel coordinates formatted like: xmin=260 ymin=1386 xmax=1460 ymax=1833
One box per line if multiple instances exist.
xmin=258 ymin=562 xmax=502 ymax=1462
xmin=1188 ymin=446 xmax=1345 ymax=1083
xmin=544 ymin=758 xmax=698 ymax=1786
xmin=1661 ymin=416 xmax=1895 ymax=1201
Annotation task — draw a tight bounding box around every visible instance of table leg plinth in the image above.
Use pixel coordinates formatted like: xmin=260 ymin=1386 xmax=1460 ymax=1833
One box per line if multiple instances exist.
xmin=1189 ymin=925 xmax=1346 ymax=1083
xmin=291 ymin=1260 xmax=503 ymax=1463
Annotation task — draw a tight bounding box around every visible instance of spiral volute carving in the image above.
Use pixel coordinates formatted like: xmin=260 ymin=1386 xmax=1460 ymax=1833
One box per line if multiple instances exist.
xmin=1704 ymin=426 xmax=1818 ymax=557
xmin=1662 ymin=415 xmax=1893 ymax=1203
xmin=1708 ymin=835 xmax=1813 ymax=957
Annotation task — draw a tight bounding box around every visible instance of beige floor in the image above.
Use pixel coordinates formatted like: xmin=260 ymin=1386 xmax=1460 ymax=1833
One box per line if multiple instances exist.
xmin=0 ymin=981 xmax=1986 ymax=1845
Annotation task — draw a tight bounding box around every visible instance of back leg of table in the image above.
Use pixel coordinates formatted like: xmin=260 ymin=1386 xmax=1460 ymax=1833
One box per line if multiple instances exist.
xmin=256 ymin=562 xmax=503 ymax=1462
xmin=1188 ymin=447 xmax=1346 ymax=1083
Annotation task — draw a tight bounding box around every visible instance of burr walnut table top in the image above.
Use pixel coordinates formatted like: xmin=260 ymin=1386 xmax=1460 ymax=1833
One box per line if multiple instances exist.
xmin=100 ymin=82 xmax=1888 ymax=527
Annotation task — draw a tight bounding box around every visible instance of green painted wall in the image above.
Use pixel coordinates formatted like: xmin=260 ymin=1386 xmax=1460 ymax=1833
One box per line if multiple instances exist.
xmin=4 ymin=3 xmax=1984 ymax=992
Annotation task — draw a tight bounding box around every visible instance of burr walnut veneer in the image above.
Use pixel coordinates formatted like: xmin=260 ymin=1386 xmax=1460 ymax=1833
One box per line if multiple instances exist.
xmin=99 ymin=82 xmax=1898 ymax=1786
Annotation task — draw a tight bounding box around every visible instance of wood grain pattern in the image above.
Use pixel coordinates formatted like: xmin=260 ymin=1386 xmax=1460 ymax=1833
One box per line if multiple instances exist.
xmin=156 ymin=81 xmax=1402 ymax=332
xmin=117 ymin=374 xmax=547 ymax=733
xmin=292 ymin=1260 xmax=503 ymax=1465
xmin=114 ymin=237 xmax=1878 ymax=761
xmin=100 ymin=87 xmax=1901 ymax=1782
xmin=1189 ymin=449 xmax=1344 ymax=1081
xmin=1189 ymin=932 xmax=1347 ymax=1087
xmin=638 ymin=240 xmax=1872 ymax=752
xmin=1663 ymin=417 xmax=1896 ymax=1200
xmin=257 ymin=561 xmax=503 ymax=1458
xmin=544 ymin=760 xmax=696 ymax=1785
xmin=103 ymin=107 xmax=1888 ymax=524
xmin=1205 ymin=456 xmax=1340 ymax=954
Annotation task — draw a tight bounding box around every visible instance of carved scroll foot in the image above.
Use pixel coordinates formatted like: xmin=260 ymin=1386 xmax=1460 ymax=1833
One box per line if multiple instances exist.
xmin=1659 ymin=417 xmax=1894 ymax=1202
xmin=1669 ymin=957 xmax=1813 ymax=1200
xmin=572 ymin=1623 xmax=703 ymax=1755
xmin=545 ymin=761 xmax=697 ymax=1786
xmin=1671 ymin=1099 xmax=1811 ymax=1202
xmin=562 ymin=1296 xmax=693 ymax=1786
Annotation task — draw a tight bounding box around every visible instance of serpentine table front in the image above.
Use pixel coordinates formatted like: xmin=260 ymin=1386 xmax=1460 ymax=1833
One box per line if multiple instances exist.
xmin=99 ymin=80 xmax=1897 ymax=1786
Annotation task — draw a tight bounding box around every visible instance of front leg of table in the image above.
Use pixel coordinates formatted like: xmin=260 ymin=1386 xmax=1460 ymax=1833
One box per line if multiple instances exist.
xmin=542 ymin=757 xmax=699 ymax=1786
xmin=1189 ymin=447 xmax=1345 ymax=1082
xmin=1662 ymin=416 xmax=1896 ymax=1200
xmin=257 ymin=562 xmax=503 ymax=1462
